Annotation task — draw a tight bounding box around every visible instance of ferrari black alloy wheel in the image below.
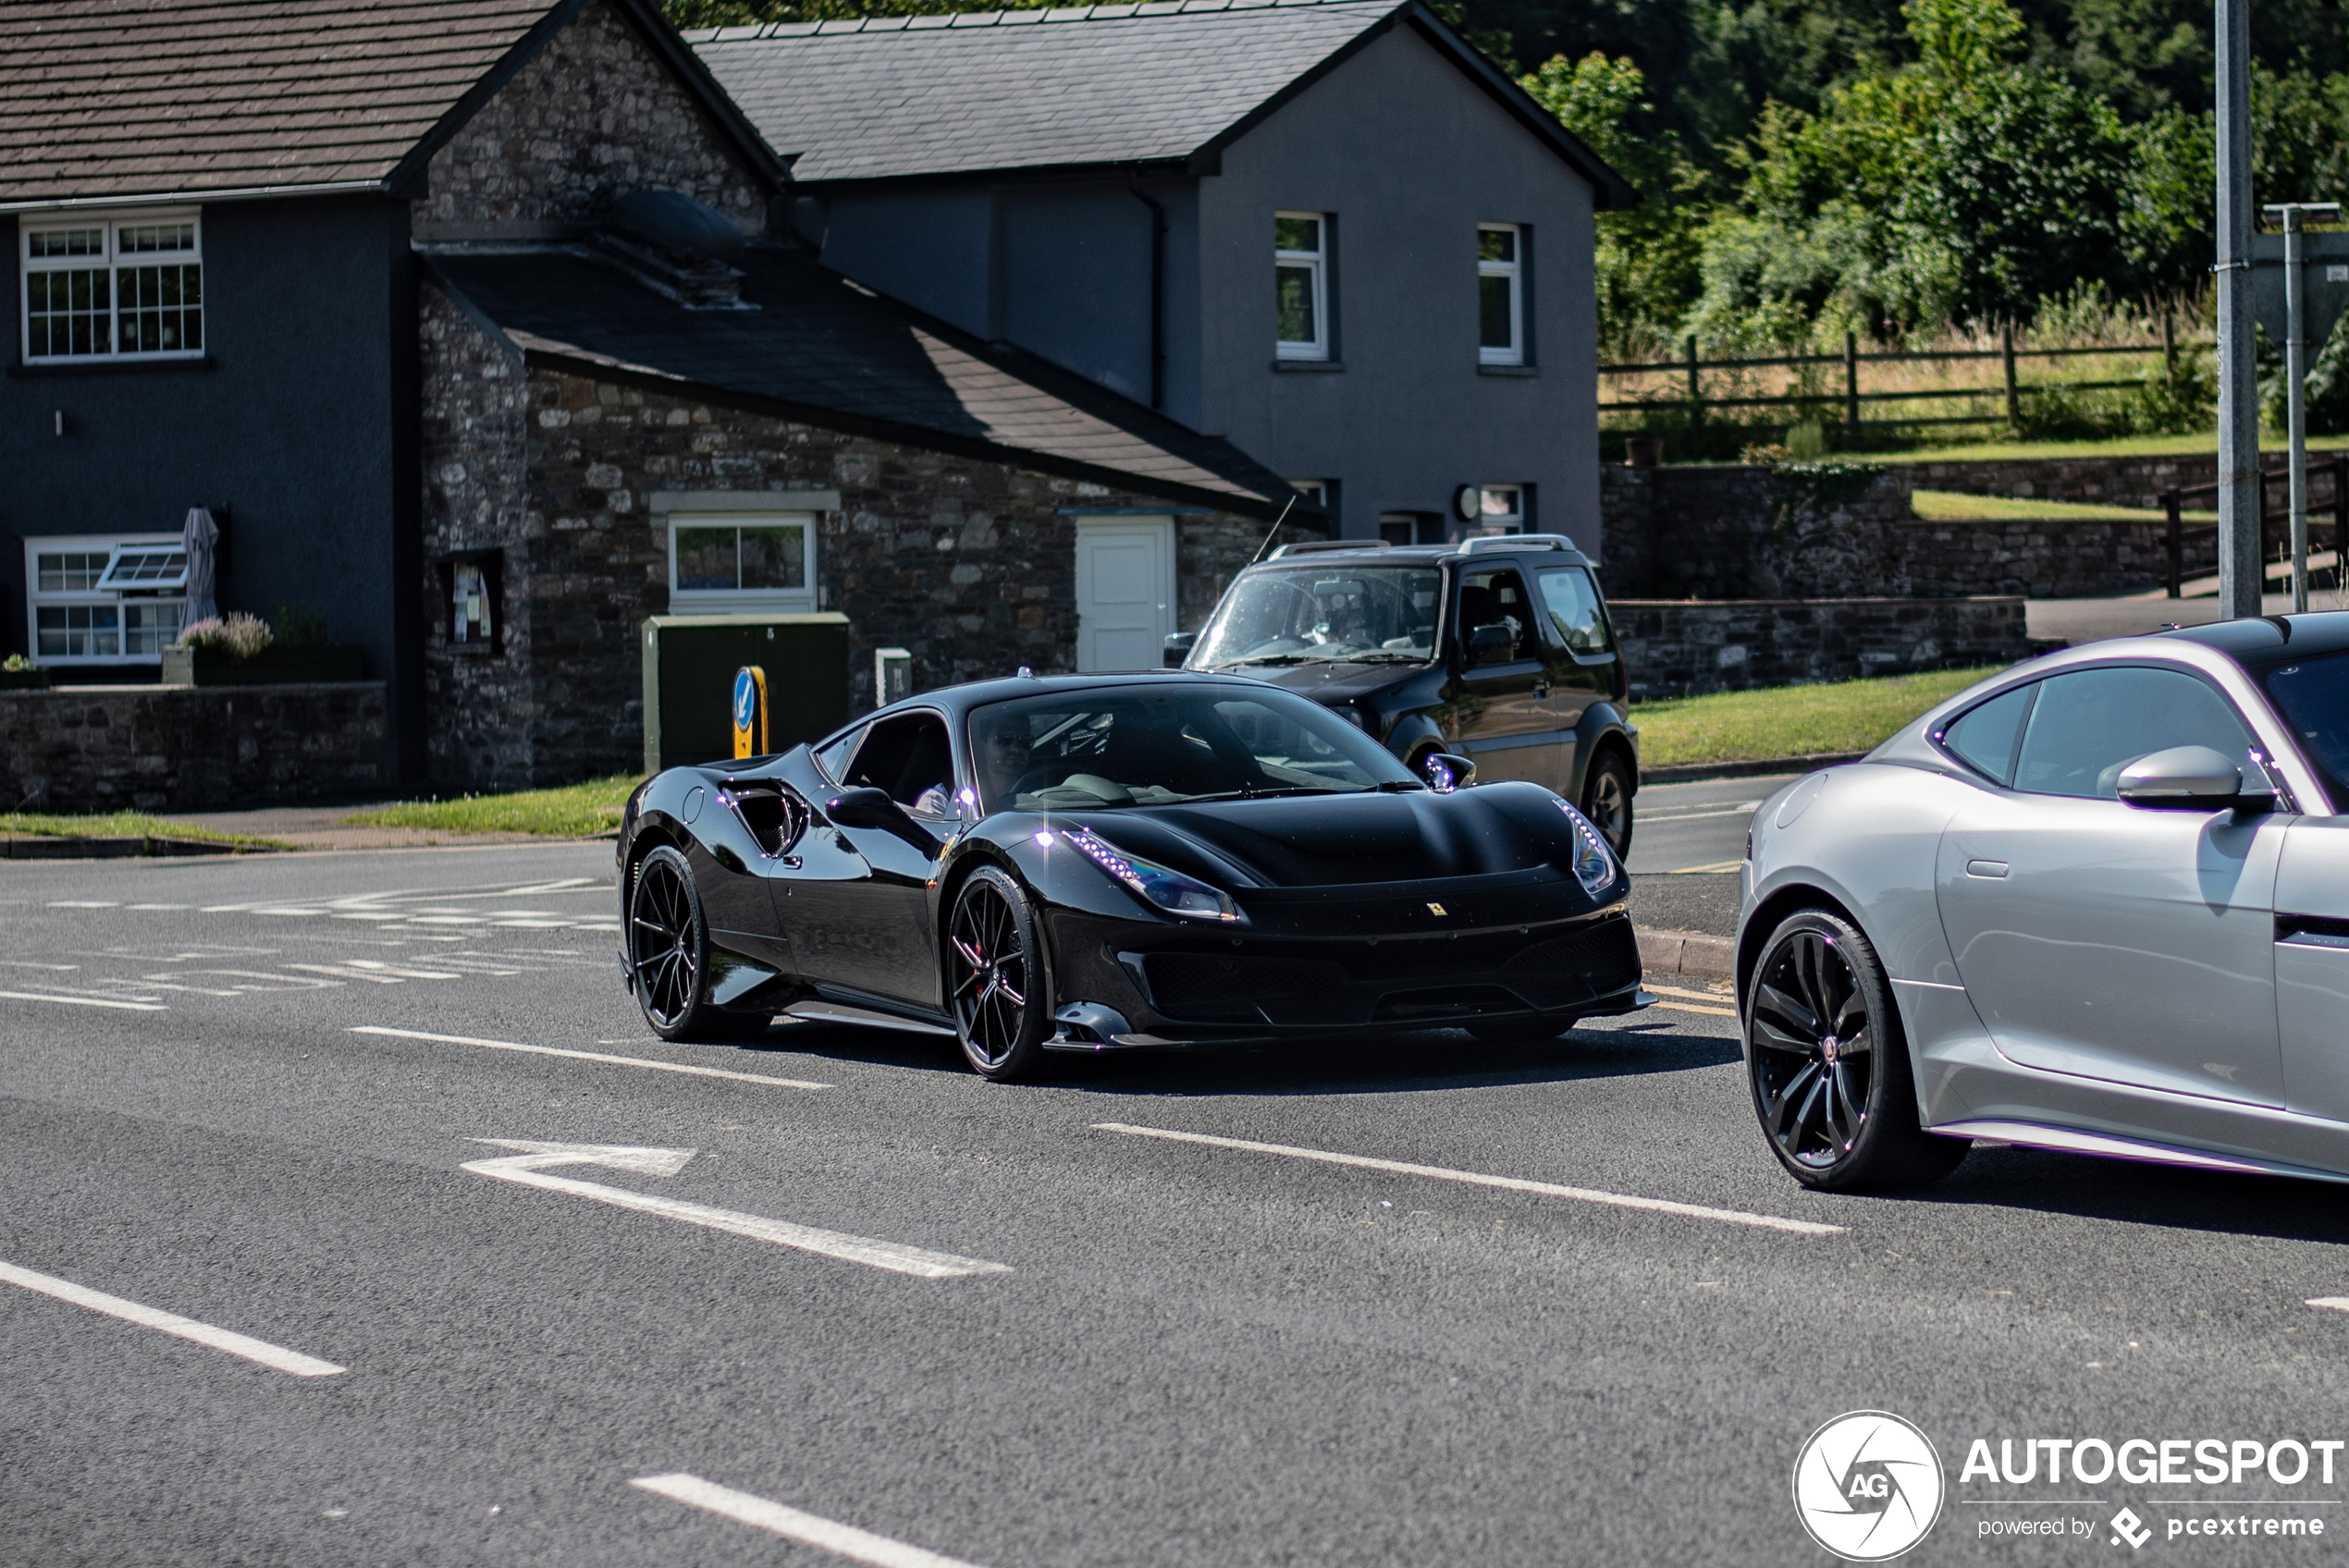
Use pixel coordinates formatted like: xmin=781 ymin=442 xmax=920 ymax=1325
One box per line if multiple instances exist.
xmin=947 ymin=865 xmax=1051 ymax=1082
xmin=1580 ymin=749 xmax=1634 ymax=858
xmin=1745 ymin=908 xmax=1966 ymax=1192
xmin=629 ymin=845 xmax=767 ymax=1043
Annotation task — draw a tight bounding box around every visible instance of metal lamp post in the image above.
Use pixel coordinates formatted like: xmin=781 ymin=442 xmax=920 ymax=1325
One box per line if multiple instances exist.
xmin=2257 ymin=203 xmax=2348 ymax=612
xmin=2215 ymin=0 xmax=2260 ymax=619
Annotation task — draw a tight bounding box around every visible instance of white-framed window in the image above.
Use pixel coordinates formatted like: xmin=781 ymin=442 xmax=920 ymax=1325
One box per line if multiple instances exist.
xmin=1285 ymin=479 xmax=1330 ymax=508
xmin=668 ymin=513 xmax=817 ymax=614
xmin=24 ymin=533 xmax=188 ymax=663
xmin=1274 ymin=212 xmax=1328 ymax=361
xmin=1478 ymin=484 xmax=1526 ymax=532
xmin=1478 ymin=223 xmax=1522 ymax=366
xmin=20 ymin=209 xmax=203 ymax=363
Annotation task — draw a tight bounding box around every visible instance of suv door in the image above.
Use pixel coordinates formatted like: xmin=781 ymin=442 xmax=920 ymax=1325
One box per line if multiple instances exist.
xmin=1443 ymin=564 xmax=1562 ymax=787
xmin=1531 ymin=564 xmax=1620 ymax=787
xmin=1933 ymin=665 xmax=2289 ymax=1106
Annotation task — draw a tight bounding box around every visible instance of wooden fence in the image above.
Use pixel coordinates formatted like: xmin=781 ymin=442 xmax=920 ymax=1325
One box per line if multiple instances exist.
xmin=2159 ymin=458 xmax=2348 ymax=598
xmin=1600 ymin=324 xmax=2195 ymax=435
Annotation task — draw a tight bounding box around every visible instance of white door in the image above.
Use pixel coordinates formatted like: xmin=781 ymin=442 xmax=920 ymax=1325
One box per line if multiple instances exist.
xmin=1074 ymin=518 xmax=1174 ymax=672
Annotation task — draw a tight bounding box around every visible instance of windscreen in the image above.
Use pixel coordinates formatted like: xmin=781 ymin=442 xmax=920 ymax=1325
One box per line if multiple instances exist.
xmin=2261 ymin=651 xmax=2349 ymax=807
xmin=970 ymin=685 xmax=1419 ymax=812
xmin=1189 ymin=565 xmax=1442 ymax=668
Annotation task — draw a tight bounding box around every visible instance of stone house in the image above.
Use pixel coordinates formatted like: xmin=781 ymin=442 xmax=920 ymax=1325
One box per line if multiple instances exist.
xmin=1 ymin=0 xmax=1308 ymax=797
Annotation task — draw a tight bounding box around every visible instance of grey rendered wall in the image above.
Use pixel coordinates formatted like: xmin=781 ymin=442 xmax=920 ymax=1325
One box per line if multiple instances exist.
xmin=0 ymin=195 xmax=424 ymax=775
xmin=1198 ymin=21 xmax=1600 ymax=545
xmin=818 ymin=186 xmax=995 ymax=336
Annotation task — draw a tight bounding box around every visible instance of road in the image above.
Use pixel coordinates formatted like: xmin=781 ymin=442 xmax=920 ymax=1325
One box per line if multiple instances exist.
xmin=1624 ymin=772 xmax=1789 ymax=938
xmin=8 ymin=842 xmax=2349 ymax=1566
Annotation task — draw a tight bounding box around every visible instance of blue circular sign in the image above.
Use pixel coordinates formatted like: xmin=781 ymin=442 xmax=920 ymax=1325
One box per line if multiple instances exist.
xmin=732 ymin=668 xmax=756 ymax=731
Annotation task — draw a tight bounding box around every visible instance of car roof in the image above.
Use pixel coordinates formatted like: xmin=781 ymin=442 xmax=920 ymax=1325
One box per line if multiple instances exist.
xmin=2162 ymin=609 xmax=2349 ymax=674
xmin=1255 ymin=534 xmax=1593 ymax=570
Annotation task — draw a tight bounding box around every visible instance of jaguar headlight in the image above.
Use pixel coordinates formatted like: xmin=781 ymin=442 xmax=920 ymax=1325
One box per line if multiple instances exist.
xmin=1063 ymin=826 xmax=1240 ymax=923
xmin=1554 ymin=799 xmax=1619 ymax=895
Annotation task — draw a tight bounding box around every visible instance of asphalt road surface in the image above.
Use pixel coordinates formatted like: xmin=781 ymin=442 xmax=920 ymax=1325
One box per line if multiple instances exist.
xmin=1623 ymin=772 xmax=1789 ymax=939
xmin=10 ymin=843 xmax=2349 ymax=1566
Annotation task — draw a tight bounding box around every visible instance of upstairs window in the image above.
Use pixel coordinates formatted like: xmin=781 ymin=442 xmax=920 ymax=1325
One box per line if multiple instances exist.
xmin=1274 ymin=213 xmax=1328 ymax=361
xmin=1478 ymin=223 xmax=1522 ymax=366
xmin=22 ymin=212 xmax=203 ymax=362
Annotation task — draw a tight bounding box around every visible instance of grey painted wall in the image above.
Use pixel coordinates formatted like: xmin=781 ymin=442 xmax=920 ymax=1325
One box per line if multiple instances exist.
xmin=805 ymin=20 xmax=1600 ymax=563
xmin=0 ymin=194 xmax=424 ymax=775
xmin=1199 ymin=21 xmax=1599 ymax=545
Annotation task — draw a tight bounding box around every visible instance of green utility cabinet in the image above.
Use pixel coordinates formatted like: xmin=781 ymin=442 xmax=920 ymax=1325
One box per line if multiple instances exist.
xmin=641 ymin=613 xmax=852 ymax=772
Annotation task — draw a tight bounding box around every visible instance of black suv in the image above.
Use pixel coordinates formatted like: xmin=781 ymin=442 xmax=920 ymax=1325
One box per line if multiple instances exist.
xmin=1168 ymin=533 xmax=1639 ymax=854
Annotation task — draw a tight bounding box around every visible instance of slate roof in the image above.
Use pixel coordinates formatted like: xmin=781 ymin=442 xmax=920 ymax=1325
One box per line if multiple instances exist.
xmin=0 ymin=0 xmax=785 ymax=209
xmin=424 ymin=245 xmax=1307 ymax=518
xmin=689 ymin=0 xmax=1631 ymax=203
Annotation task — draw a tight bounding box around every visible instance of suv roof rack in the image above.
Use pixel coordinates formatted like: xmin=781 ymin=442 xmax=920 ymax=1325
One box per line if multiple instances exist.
xmin=1459 ymin=532 xmax=1578 ymax=555
xmin=1266 ymin=538 xmax=1384 ymax=559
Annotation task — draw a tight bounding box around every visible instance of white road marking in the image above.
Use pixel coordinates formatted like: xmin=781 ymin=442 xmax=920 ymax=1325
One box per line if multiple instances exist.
xmin=1638 ymin=802 xmax=1765 ymax=823
xmin=0 ymin=989 xmax=167 ymax=1012
xmin=286 ymin=963 xmax=408 ymax=985
xmin=632 ymin=1474 xmax=990 ymax=1568
xmin=351 ymin=1025 xmax=830 ymax=1089
xmin=48 ymin=900 xmax=118 ymax=908
xmin=0 ymin=1259 xmax=343 ymax=1377
xmin=1659 ymin=860 xmax=1742 ymax=876
xmin=2308 ymin=1297 xmax=2349 ymax=1313
xmin=461 ymin=1142 xmax=1011 ymax=1280
xmin=1094 ymin=1123 xmax=1844 ymax=1236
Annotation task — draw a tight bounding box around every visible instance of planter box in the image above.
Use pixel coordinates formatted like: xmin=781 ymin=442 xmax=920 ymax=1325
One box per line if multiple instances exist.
xmin=0 ymin=668 xmax=52 ymax=691
xmin=160 ymin=643 xmax=367 ymax=687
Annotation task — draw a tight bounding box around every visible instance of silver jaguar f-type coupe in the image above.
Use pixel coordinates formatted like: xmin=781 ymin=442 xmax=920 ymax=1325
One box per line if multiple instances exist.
xmin=1740 ymin=612 xmax=2349 ymax=1191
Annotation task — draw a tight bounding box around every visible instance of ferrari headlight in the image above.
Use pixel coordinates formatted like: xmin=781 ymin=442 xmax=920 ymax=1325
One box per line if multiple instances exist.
xmin=1554 ymin=799 xmax=1619 ymax=895
xmin=1063 ymin=827 xmax=1240 ymax=923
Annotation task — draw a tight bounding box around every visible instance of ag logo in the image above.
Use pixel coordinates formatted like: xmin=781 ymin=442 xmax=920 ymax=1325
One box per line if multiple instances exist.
xmin=1792 ymin=1411 xmax=1945 ymax=1561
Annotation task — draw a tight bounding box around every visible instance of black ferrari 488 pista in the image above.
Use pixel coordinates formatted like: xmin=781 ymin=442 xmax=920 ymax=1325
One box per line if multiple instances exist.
xmin=617 ymin=672 xmax=1647 ymax=1079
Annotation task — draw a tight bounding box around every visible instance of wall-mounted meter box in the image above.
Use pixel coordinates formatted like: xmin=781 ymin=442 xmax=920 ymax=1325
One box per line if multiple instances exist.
xmin=641 ymin=612 xmax=850 ymax=773
xmin=874 ymin=646 xmax=913 ymax=708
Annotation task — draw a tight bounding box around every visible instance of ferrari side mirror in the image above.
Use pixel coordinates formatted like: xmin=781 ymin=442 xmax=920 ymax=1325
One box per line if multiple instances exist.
xmin=1421 ymin=752 xmax=1477 ymax=792
xmin=826 ymin=787 xmax=941 ymax=850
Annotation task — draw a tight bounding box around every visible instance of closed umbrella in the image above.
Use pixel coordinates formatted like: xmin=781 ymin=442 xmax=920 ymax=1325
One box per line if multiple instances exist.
xmin=182 ymin=507 xmax=219 ymax=624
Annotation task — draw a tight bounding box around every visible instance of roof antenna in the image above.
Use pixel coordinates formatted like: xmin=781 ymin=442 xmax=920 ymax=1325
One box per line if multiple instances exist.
xmin=1248 ymin=495 xmax=1298 ymax=565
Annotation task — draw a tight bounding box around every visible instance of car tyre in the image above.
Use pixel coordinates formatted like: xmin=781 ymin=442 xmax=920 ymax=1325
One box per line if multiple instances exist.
xmin=628 ymin=845 xmax=769 ymax=1043
xmin=1580 ymin=748 xmax=1634 ymax=859
xmin=1744 ymin=908 xmax=1967 ymax=1192
xmin=946 ymin=865 xmax=1052 ymax=1083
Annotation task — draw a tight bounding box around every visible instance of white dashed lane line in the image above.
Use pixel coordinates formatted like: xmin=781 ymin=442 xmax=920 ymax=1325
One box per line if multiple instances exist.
xmin=1094 ymin=1122 xmax=1844 ymax=1236
xmin=0 ymin=1259 xmax=343 ymax=1378
xmin=351 ymin=1026 xmax=831 ymax=1090
xmin=632 ymin=1473 xmax=992 ymax=1568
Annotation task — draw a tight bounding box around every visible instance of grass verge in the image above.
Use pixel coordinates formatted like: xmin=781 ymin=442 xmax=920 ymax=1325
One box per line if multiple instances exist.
xmin=344 ymin=774 xmax=641 ymax=837
xmin=1909 ymin=488 xmax=2218 ymax=525
xmin=1635 ymin=668 xmax=1998 ymax=768
xmin=0 ymin=812 xmax=289 ymax=849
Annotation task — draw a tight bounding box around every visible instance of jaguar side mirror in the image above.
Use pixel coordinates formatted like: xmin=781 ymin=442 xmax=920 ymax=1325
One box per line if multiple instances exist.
xmin=1468 ymin=623 xmax=1513 ymax=666
xmin=1163 ymin=631 xmax=1198 ymax=668
xmin=2115 ymin=746 xmax=2265 ymax=812
xmin=826 ymin=787 xmax=942 ymax=850
xmin=1421 ymin=752 xmax=1477 ymax=792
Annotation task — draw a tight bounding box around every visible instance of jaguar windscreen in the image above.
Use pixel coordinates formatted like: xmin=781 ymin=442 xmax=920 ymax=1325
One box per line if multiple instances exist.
xmin=1189 ymin=566 xmax=1442 ymax=668
xmin=969 ymin=685 xmax=1418 ymax=812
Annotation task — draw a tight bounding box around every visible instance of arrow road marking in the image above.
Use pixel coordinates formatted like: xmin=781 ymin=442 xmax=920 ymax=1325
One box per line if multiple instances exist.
xmin=0 ymin=1259 xmax=343 ymax=1377
xmin=351 ymin=1026 xmax=829 ymax=1090
xmin=0 ymin=989 xmax=167 ymax=1011
xmin=461 ymin=1142 xmax=1012 ymax=1280
xmin=633 ymin=1474 xmax=992 ymax=1568
xmin=1094 ymin=1122 xmax=1845 ymax=1236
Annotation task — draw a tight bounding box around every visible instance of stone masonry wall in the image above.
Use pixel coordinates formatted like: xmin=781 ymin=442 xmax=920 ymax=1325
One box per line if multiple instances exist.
xmin=1899 ymin=451 xmax=2348 ymax=510
xmin=0 ymin=684 xmax=390 ymax=811
xmin=1601 ymin=463 xmax=1917 ymax=598
xmin=415 ymin=0 xmax=767 ymax=239
xmin=1611 ymin=598 xmax=2031 ymax=698
xmin=1898 ymin=519 xmax=2219 ymax=598
xmin=418 ymin=289 xmax=1299 ymax=792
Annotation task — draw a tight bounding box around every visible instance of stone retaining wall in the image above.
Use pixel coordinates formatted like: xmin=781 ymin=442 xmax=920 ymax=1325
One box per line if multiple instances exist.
xmin=1611 ymin=598 xmax=2030 ymax=698
xmin=0 ymin=683 xmax=390 ymax=812
xmin=1894 ymin=451 xmax=2347 ymax=509
xmin=1898 ymin=519 xmax=2218 ymax=598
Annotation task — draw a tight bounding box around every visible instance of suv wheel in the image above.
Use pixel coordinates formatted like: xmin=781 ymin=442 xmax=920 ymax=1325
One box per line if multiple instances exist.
xmin=1580 ymin=749 xmax=1634 ymax=859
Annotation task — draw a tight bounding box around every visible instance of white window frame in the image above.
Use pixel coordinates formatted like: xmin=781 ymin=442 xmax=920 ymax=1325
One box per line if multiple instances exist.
xmin=1478 ymin=222 xmax=1523 ymax=367
xmin=24 ymin=533 xmax=188 ymax=665
xmin=1274 ymin=211 xmax=1329 ymax=361
xmin=1285 ymin=479 xmax=1330 ymax=509
xmin=666 ymin=512 xmax=818 ymax=615
xmin=19 ymin=207 xmax=204 ymax=365
xmin=1478 ymin=484 xmax=1526 ymax=533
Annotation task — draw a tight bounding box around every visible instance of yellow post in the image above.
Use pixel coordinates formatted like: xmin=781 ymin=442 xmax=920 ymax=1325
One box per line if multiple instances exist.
xmin=731 ymin=665 xmax=769 ymax=758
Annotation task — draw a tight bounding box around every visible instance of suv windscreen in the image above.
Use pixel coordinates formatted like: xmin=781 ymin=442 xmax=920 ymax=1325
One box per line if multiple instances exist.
xmin=1189 ymin=565 xmax=1442 ymax=668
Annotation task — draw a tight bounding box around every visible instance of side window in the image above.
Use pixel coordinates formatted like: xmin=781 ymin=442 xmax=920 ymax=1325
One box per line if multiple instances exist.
xmin=812 ymin=723 xmax=865 ymax=782
xmin=1534 ymin=567 xmax=1614 ymax=657
xmin=1939 ymin=681 xmax=2037 ymax=786
xmin=844 ymin=712 xmax=955 ymax=816
xmin=2012 ymin=667 xmax=2254 ymax=800
xmin=1457 ymin=567 xmax=1539 ymax=662
xmin=1274 ymin=213 xmax=1329 ymax=361
xmin=1478 ymin=223 xmax=1523 ymax=366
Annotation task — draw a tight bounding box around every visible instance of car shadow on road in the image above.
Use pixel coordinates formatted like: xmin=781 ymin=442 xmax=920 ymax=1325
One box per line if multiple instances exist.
xmin=1892 ymin=1143 xmax=2349 ymax=1247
